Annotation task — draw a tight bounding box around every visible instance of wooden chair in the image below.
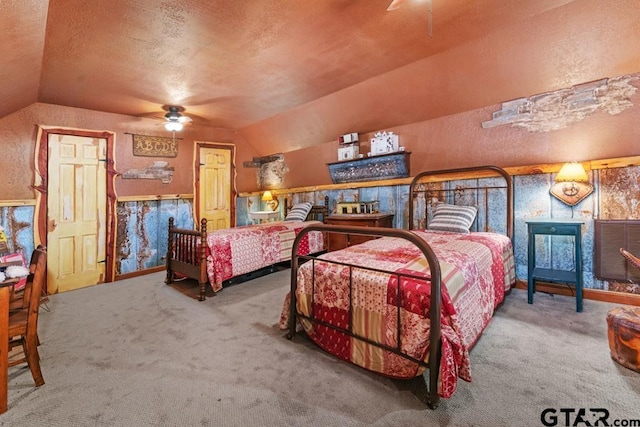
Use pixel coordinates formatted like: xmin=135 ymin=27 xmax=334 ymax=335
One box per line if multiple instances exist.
xmin=621 ymin=248 xmax=640 ymax=271
xmin=9 ymin=245 xmax=48 ymax=312
xmin=8 ymin=246 xmax=46 ymax=387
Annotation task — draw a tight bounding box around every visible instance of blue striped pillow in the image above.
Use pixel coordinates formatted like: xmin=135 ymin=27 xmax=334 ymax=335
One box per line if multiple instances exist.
xmin=285 ymin=202 xmax=313 ymax=221
xmin=427 ymin=203 xmax=477 ymax=233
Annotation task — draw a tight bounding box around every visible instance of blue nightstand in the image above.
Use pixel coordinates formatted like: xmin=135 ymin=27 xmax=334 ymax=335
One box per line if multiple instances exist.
xmin=526 ymin=218 xmax=584 ymax=312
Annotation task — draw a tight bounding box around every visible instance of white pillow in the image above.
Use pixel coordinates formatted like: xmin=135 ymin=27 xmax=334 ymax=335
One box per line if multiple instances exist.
xmin=285 ymin=202 xmax=313 ymax=221
xmin=427 ymin=203 xmax=477 ymax=233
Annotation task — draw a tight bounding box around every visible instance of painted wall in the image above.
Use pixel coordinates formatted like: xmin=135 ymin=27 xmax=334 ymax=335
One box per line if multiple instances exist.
xmin=238 ymin=0 xmax=640 ymax=157
xmin=0 ymin=102 xmax=260 ymax=197
xmin=279 ymin=83 xmax=640 ymax=190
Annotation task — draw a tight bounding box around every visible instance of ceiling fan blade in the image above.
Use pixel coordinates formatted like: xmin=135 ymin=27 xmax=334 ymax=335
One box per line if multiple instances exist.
xmin=386 ymin=0 xmax=406 ymax=11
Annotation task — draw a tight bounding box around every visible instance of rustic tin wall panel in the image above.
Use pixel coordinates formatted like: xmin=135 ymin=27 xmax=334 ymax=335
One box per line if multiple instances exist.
xmin=157 ymin=198 xmax=194 ymax=268
xmin=513 ymin=174 xmax=552 ymax=279
xmin=116 ymin=198 xmax=194 ymax=275
xmin=599 ymin=166 xmax=640 ymax=219
xmin=116 ymin=201 xmax=138 ymax=275
xmin=0 ymin=206 xmax=35 ymax=257
xmin=484 ymin=177 xmax=509 ymax=235
xmin=139 ymin=201 xmax=159 ymax=270
xmin=236 ymin=197 xmax=251 ymax=226
xmin=395 ymin=185 xmax=410 ymax=229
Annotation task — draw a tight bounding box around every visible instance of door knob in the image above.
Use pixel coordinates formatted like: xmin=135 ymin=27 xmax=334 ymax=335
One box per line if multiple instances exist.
xmin=48 ymin=219 xmax=57 ymax=232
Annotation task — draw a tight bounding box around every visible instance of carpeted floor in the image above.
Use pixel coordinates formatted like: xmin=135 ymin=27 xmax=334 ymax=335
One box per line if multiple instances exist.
xmin=1 ymin=270 xmax=639 ymax=426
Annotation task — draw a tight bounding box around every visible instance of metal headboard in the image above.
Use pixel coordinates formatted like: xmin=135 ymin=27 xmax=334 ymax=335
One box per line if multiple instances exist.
xmin=408 ymin=165 xmax=513 ymax=239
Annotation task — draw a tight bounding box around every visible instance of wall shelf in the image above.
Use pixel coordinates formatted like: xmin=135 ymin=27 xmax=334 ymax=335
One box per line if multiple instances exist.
xmin=327 ymin=151 xmax=410 ymax=184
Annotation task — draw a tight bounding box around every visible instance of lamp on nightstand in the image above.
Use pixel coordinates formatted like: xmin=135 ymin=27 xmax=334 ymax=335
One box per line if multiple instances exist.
xmin=549 ymin=162 xmax=594 ymax=206
xmin=262 ymin=190 xmax=279 ymax=211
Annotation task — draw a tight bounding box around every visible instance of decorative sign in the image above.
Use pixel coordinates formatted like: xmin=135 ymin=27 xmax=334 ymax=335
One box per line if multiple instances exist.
xmin=132 ymin=134 xmax=178 ymax=157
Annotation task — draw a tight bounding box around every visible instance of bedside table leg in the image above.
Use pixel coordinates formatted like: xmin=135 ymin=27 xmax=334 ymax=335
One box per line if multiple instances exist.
xmin=527 ymin=232 xmax=535 ymax=304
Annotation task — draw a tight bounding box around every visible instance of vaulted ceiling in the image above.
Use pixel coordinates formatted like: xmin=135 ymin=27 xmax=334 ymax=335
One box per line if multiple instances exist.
xmin=3 ymin=0 xmax=638 ymax=155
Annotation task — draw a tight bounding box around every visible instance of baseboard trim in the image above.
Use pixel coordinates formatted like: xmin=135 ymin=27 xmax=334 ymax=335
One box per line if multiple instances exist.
xmin=513 ymin=280 xmax=640 ymax=306
xmin=116 ymin=265 xmax=165 ymax=281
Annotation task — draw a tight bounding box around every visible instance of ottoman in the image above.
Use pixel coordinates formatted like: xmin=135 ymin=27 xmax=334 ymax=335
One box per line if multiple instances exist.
xmin=607 ymin=306 xmax=640 ymax=372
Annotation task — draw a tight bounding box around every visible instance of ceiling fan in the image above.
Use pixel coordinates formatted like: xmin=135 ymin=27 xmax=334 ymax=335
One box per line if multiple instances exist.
xmin=162 ymin=105 xmax=192 ymax=132
xmin=386 ymin=0 xmax=433 ymax=37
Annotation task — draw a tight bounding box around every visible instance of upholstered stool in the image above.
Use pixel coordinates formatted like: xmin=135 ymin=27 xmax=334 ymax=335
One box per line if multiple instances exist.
xmin=607 ymin=306 xmax=640 ymax=372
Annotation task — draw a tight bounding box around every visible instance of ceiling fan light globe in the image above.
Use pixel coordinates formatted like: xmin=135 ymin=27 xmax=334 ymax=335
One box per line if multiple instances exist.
xmin=164 ymin=121 xmax=183 ymax=132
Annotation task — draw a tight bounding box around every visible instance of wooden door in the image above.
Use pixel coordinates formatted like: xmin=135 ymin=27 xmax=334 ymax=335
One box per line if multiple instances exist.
xmin=47 ymin=134 xmax=107 ymax=293
xmin=198 ymin=146 xmax=232 ymax=230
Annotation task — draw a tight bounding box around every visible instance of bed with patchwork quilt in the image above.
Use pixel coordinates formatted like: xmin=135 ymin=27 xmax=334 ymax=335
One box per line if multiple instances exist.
xmin=281 ymin=166 xmax=515 ymax=409
xmin=166 ymin=197 xmax=328 ymax=301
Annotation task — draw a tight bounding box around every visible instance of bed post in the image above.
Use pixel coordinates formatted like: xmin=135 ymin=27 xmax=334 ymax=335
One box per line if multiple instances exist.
xmin=198 ymin=218 xmax=208 ymax=301
xmin=165 ymin=217 xmax=175 ymax=285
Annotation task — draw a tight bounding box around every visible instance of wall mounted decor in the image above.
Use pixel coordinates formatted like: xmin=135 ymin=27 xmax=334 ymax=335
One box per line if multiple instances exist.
xmin=242 ymin=154 xmax=283 ymax=168
xmin=482 ymin=72 xmax=639 ymax=132
xmin=132 ymin=134 xmax=178 ymax=157
xmin=122 ymin=161 xmax=174 ymax=183
xmin=257 ymin=154 xmax=289 ymax=188
xmin=327 ymin=151 xmax=410 ymax=184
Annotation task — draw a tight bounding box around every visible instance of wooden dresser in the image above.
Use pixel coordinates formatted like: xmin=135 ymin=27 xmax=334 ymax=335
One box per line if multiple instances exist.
xmin=325 ymin=213 xmax=394 ymax=251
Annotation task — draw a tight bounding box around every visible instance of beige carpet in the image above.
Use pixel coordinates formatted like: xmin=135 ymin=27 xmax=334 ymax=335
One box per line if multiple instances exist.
xmin=1 ymin=270 xmax=639 ymax=426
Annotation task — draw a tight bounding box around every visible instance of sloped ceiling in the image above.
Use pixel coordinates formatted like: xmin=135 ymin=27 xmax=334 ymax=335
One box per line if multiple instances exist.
xmin=4 ymin=0 xmax=638 ymax=156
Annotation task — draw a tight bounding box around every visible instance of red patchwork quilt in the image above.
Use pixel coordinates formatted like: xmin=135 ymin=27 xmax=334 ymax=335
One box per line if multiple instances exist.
xmin=279 ymin=230 xmax=515 ymax=398
xmin=205 ymin=220 xmax=325 ymax=292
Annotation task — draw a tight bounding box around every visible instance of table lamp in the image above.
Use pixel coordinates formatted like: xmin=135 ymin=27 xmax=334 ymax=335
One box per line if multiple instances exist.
xmin=262 ymin=191 xmax=279 ymax=211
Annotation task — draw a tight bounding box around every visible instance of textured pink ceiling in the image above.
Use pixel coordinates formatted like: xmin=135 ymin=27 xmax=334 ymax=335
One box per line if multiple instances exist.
xmin=6 ymin=0 xmax=630 ymax=155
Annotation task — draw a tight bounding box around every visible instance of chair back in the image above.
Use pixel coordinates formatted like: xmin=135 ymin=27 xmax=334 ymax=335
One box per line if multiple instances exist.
xmin=26 ymin=247 xmax=47 ymax=321
xmin=621 ymin=248 xmax=640 ymax=272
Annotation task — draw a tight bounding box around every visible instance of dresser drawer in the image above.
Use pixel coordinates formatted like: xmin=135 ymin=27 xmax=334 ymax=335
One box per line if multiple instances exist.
xmin=325 ymin=214 xmax=394 ymax=251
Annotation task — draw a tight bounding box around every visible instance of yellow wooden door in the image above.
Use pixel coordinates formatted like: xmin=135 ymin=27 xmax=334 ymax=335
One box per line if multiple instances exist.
xmin=47 ymin=134 xmax=107 ymax=293
xmin=199 ymin=147 xmax=232 ymax=230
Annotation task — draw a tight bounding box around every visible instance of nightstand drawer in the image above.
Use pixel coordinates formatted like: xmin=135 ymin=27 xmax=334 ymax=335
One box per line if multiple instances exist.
xmin=528 ymin=223 xmax=578 ymax=235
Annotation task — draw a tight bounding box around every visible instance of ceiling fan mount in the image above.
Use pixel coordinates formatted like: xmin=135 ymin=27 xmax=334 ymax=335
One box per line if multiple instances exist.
xmin=161 ymin=105 xmax=192 ymax=131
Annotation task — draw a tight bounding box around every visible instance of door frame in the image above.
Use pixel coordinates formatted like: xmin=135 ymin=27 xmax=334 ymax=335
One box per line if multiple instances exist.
xmin=33 ymin=126 xmax=118 ymax=285
xmin=194 ymin=142 xmax=236 ymax=227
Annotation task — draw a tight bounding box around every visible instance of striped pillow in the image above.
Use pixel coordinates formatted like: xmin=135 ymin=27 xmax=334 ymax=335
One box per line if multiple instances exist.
xmin=427 ymin=203 xmax=477 ymax=233
xmin=285 ymin=202 xmax=313 ymax=221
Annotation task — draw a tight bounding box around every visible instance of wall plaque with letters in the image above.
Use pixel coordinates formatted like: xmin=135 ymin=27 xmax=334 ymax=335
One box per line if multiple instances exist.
xmin=132 ymin=134 xmax=178 ymax=157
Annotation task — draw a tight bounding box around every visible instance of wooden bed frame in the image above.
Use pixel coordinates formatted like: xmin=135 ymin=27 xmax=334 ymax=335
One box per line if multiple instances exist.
xmin=286 ymin=166 xmax=513 ymax=409
xmin=165 ymin=196 xmax=329 ymax=301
